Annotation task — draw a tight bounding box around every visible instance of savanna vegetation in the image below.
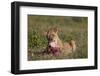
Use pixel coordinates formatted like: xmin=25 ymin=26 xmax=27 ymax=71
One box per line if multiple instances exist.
xmin=28 ymin=15 xmax=88 ymax=61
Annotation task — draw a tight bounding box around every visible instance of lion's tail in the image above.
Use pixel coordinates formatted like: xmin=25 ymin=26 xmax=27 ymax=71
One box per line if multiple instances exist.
xmin=70 ymin=40 xmax=76 ymax=51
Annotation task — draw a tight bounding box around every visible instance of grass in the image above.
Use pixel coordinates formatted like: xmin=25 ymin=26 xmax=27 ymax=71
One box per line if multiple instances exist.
xmin=28 ymin=15 xmax=88 ymax=61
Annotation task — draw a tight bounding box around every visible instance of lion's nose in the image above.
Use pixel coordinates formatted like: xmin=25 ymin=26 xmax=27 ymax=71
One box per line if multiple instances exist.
xmin=48 ymin=44 xmax=51 ymax=47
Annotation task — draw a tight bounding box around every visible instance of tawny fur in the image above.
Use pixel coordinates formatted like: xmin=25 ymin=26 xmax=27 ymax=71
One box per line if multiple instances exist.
xmin=46 ymin=27 xmax=76 ymax=55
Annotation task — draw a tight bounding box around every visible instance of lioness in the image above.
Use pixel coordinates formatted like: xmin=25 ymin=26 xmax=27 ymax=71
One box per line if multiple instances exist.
xmin=46 ymin=27 xmax=76 ymax=55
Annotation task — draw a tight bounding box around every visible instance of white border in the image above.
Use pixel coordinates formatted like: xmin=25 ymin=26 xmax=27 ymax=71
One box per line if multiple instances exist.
xmin=20 ymin=6 xmax=95 ymax=70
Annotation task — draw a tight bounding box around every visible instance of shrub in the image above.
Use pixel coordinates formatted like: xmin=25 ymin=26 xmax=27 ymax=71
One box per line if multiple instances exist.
xmin=28 ymin=30 xmax=48 ymax=49
xmin=28 ymin=31 xmax=42 ymax=48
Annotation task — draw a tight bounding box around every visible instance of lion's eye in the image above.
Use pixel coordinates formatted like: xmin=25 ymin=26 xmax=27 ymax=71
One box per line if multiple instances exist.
xmin=51 ymin=34 xmax=55 ymax=37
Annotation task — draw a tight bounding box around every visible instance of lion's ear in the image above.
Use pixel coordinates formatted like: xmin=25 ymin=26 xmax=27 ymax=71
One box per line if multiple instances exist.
xmin=53 ymin=27 xmax=58 ymax=33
